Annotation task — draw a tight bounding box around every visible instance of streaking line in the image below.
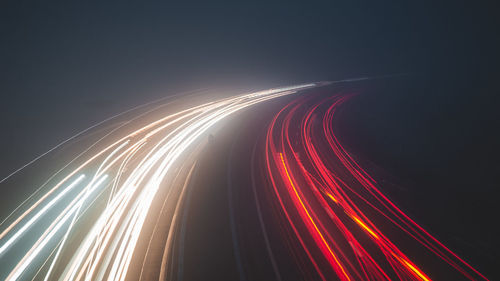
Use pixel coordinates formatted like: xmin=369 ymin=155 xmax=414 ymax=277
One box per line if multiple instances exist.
xmin=0 ymin=175 xmax=86 ymax=255
xmin=6 ymin=175 xmax=108 ymax=281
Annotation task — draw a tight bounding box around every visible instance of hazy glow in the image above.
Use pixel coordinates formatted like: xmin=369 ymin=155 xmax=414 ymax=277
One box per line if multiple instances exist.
xmin=0 ymin=84 xmax=316 ymax=281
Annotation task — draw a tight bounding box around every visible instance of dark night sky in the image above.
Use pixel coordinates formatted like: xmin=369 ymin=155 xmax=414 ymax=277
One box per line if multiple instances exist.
xmin=1 ymin=1 xmax=498 ymax=174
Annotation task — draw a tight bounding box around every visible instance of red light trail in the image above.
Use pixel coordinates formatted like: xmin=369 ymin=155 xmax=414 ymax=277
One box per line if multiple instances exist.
xmin=264 ymin=94 xmax=488 ymax=281
xmin=0 ymin=82 xmax=491 ymax=280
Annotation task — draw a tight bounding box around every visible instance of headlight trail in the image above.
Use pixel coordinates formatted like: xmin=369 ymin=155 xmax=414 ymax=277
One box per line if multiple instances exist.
xmin=0 ymin=81 xmax=489 ymax=281
xmin=0 ymin=83 xmax=316 ymax=281
xmin=264 ymin=94 xmax=489 ymax=280
xmin=5 ymin=174 xmax=109 ymax=281
xmin=0 ymin=175 xmax=85 ymax=256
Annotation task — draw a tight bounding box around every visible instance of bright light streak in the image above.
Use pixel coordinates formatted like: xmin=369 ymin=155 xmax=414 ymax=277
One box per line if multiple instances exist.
xmin=325 ymin=192 xmax=338 ymax=203
xmin=279 ymin=153 xmax=351 ymax=281
xmin=351 ymin=216 xmax=379 ymax=240
xmin=3 ymin=84 xmax=316 ymax=281
xmin=0 ymin=80 xmax=487 ymax=281
xmin=264 ymin=94 xmax=488 ymax=280
xmin=0 ymin=175 xmax=86 ymax=255
xmin=0 ymin=83 xmax=374 ymax=281
xmin=6 ymin=175 xmax=108 ymax=281
xmin=400 ymin=258 xmax=431 ymax=281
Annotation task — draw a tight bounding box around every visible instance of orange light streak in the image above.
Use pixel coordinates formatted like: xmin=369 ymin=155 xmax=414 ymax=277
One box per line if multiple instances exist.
xmin=279 ymin=153 xmax=351 ymax=281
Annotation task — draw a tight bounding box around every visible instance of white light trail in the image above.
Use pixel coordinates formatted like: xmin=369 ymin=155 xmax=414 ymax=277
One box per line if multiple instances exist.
xmin=0 ymin=83 xmax=318 ymax=281
xmin=6 ymin=175 xmax=108 ymax=281
xmin=0 ymin=175 xmax=86 ymax=256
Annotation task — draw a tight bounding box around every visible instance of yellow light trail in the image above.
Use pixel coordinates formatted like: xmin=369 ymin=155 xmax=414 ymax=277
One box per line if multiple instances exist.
xmin=400 ymin=257 xmax=431 ymax=281
xmin=350 ymin=215 xmax=380 ymax=240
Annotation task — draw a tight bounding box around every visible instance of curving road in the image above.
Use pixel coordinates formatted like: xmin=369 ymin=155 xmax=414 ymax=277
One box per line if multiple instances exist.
xmin=0 ymin=81 xmax=490 ymax=281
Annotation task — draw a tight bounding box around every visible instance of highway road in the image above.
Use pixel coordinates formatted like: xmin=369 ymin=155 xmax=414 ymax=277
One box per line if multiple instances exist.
xmin=0 ymin=81 xmax=492 ymax=280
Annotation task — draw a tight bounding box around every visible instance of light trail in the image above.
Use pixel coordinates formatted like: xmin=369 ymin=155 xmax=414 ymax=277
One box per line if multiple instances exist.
xmin=0 ymin=83 xmax=316 ymax=281
xmin=279 ymin=153 xmax=351 ymax=281
xmin=6 ymin=175 xmax=108 ymax=281
xmin=0 ymin=175 xmax=85 ymax=256
xmin=1 ymin=80 xmax=487 ymax=281
xmin=264 ymin=94 xmax=489 ymax=280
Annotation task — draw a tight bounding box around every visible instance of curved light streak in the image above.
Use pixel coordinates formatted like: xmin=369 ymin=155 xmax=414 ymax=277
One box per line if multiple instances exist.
xmin=0 ymin=83 xmax=316 ymax=281
xmin=264 ymin=94 xmax=488 ymax=280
